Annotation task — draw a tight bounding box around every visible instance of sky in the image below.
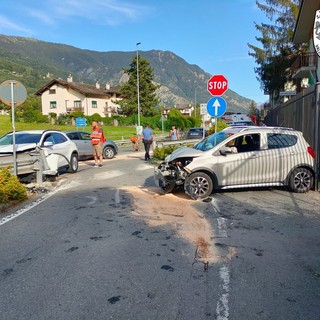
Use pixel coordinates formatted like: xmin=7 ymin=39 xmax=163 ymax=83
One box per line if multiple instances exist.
xmin=0 ymin=0 xmax=269 ymax=104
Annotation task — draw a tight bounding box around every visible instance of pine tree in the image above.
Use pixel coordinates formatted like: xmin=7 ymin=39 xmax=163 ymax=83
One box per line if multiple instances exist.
xmin=248 ymin=0 xmax=302 ymax=99
xmin=117 ymin=55 xmax=160 ymax=117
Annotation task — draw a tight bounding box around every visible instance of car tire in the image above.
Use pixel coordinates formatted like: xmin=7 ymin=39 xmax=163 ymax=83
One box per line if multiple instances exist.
xmin=103 ymin=146 xmax=115 ymax=159
xmin=68 ymin=152 xmax=79 ymax=173
xmin=288 ymin=167 xmax=313 ymax=193
xmin=185 ymin=172 xmax=213 ymax=200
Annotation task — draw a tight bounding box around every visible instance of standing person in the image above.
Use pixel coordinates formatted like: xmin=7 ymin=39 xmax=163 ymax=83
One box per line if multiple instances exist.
xmin=141 ymin=123 xmax=153 ymax=161
xmin=169 ymin=125 xmax=179 ymax=141
xmin=90 ymin=120 xmax=104 ymax=167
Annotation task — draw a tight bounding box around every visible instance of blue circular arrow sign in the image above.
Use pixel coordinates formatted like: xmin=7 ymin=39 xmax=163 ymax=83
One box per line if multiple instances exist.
xmin=206 ymin=96 xmax=227 ymax=118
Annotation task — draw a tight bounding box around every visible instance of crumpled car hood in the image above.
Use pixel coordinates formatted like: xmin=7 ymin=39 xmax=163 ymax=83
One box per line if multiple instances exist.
xmin=165 ymin=146 xmax=203 ymax=162
xmin=0 ymin=143 xmax=37 ymax=154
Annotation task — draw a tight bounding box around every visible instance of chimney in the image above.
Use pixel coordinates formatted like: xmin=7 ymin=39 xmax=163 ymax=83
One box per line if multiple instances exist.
xmin=96 ymin=81 xmax=100 ymax=89
xmin=67 ymin=74 xmax=73 ymax=83
xmin=106 ymin=83 xmax=110 ymax=90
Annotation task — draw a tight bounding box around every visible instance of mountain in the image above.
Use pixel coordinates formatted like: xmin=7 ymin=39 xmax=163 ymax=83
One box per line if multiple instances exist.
xmin=0 ymin=34 xmax=252 ymax=113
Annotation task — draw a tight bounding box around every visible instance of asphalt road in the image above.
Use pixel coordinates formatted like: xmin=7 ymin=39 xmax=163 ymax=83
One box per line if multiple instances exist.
xmin=0 ymin=149 xmax=319 ymax=320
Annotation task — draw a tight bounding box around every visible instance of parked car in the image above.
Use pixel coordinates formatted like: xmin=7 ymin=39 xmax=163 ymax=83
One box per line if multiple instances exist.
xmin=221 ymin=113 xmax=255 ymax=126
xmin=186 ymin=127 xmax=208 ymax=139
xmin=65 ymin=131 xmax=118 ymax=159
xmin=0 ymin=130 xmax=79 ymax=175
xmin=154 ymin=126 xmax=315 ymax=200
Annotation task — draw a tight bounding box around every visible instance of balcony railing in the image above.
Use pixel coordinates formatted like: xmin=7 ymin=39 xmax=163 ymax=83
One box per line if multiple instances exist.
xmin=291 ymin=52 xmax=317 ymax=78
xmin=66 ymin=107 xmax=84 ymax=113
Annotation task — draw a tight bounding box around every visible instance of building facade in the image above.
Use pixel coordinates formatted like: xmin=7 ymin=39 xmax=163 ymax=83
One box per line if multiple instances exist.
xmin=35 ymin=75 xmax=121 ymax=117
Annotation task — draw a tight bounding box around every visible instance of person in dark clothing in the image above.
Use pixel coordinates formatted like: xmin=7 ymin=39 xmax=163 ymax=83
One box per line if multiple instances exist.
xmin=141 ymin=123 xmax=154 ymax=161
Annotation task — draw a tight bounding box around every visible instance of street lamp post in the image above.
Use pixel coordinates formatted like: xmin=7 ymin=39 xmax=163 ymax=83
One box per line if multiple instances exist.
xmin=194 ymin=86 xmax=197 ymax=117
xmin=136 ymin=42 xmax=141 ymax=128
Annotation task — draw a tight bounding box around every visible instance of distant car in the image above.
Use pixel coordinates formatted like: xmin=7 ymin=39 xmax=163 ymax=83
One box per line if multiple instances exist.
xmin=155 ymin=126 xmax=315 ymax=199
xmin=186 ymin=127 xmax=208 ymax=139
xmin=0 ymin=130 xmax=79 ymax=175
xmin=221 ymin=113 xmax=255 ymax=126
xmin=65 ymin=131 xmax=118 ymax=159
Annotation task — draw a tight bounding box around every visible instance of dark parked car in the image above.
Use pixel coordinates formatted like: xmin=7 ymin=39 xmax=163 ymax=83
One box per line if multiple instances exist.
xmin=186 ymin=127 xmax=208 ymax=139
xmin=65 ymin=131 xmax=118 ymax=159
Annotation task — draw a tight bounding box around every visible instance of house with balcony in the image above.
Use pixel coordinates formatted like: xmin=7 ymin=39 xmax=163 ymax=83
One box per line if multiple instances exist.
xmin=265 ymin=0 xmax=320 ymax=189
xmin=162 ymin=104 xmax=194 ymax=117
xmin=35 ymin=75 xmax=121 ymax=118
xmin=290 ymin=0 xmax=320 ymax=92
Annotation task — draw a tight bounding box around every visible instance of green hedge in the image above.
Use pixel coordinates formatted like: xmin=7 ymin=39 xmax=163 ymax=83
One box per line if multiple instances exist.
xmin=0 ymin=168 xmax=27 ymax=204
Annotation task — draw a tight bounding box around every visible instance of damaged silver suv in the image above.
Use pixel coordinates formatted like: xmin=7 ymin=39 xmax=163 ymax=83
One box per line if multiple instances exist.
xmin=154 ymin=126 xmax=315 ymax=200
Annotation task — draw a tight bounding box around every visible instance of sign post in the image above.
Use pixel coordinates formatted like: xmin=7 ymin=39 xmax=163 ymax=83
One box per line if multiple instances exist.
xmin=0 ymin=80 xmax=27 ymax=175
xmin=206 ymin=74 xmax=228 ymax=133
xmin=207 ymin=74 xmax=228 ymax=96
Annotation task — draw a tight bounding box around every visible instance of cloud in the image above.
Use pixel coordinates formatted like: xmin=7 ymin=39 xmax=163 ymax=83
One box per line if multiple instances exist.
xmin=0 ymin=14 xmax=33 ymax=34
xmin=28 ymin=0 xmax=153 ymax=27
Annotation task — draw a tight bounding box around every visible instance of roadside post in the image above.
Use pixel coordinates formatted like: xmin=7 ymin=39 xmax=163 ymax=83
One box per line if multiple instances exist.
xmin=200 ymin=104 xmax=207 ymax=139
xmin=206 ymin=75 xmax=228 ymax=133
xmin=0 ymin=80 xmax=27 ymax=175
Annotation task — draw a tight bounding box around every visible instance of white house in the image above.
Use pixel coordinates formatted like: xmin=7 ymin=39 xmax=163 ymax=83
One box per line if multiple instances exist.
xmin=162 ymin=104 xmax=194 ymax=117
xmin=35 ymin=75 xmax=121 ymax=117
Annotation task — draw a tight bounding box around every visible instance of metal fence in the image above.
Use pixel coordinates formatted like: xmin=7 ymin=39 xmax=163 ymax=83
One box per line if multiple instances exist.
xmin=265 ymin=83 xmax=320 ymax=189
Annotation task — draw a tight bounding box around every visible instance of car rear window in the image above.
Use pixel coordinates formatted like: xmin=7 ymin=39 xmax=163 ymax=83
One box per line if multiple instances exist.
xmin=267 ymin=133 xmax=297 ymax=149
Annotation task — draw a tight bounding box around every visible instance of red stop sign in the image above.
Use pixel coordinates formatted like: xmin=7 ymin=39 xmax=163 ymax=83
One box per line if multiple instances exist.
xmin=207 ymin=75 xmax=228 ymax=96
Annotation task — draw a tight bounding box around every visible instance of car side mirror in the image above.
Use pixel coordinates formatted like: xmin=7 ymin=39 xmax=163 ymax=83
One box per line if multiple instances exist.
xmin=43 ymin=141 xmax=54 ymax=147
xmin=220 ymin=146 xmax=236 ymax=155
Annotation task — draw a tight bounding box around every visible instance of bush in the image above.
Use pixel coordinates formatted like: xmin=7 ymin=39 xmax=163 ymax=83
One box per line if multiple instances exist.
xmin=153 ymin=144 xmax=180 ymax=160
xmin=0 ymin=168 xmax=27 ymax=204
xmin=208 ymin=121 xmax=229 ymax=135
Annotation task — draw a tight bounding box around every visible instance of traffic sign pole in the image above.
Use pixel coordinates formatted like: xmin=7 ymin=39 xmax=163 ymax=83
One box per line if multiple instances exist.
xmin=11 ymin=81 xmax=17 ymax=175
xmin=0 ymin=80 xmax=27 ymax=175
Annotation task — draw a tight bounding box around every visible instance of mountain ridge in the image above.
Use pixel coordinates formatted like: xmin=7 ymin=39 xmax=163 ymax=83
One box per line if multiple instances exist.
xmin=0 ymin=34 xmax=252 ymax=113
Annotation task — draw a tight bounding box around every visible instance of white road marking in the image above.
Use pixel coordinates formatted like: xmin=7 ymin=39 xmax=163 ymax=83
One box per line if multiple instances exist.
xmin=85 ymin=196 xmax=97 ymax=205
xmin=216 ymin=265 xmax=230 ymax=320
xmin=217 ymin=217 xmax=228 ymax=238
xmin=115 ymin=189 xmax=120 ymax=204
xmin=0 ymin=180 xmax=71 ymax=226
xmin=212 ymin=200 xmax=230 ymax=320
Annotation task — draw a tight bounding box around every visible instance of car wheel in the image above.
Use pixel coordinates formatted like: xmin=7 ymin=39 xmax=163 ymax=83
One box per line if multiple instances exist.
xmin=288 ymin=168 xmax=313 ymax=193
xmin=103 ymin=146 xmax=115 ymax=159
xmin=185 ymin=172 xmax=213 ymax=200
xmin=68 ymin=152 xmax=78 ymax=173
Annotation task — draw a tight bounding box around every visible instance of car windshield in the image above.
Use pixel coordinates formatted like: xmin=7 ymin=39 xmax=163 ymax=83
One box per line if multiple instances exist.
xmin=0 ymin=133 xmax=42 ymax=145
xmin=193 ymin=131 xmax=229 ymax=151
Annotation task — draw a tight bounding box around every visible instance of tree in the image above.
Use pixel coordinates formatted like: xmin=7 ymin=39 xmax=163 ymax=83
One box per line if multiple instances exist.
xmin=249 ymin=100 xmax=258 ymax=115
xmin=248 ymin=0 xmax=302 ymax=99
xmin=117 ymin=55 xmax=160 ymax=118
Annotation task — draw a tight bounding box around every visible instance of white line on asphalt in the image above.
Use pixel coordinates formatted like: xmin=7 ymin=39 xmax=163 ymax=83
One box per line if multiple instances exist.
xmin=85 ymin=196 xmax=97 ymax=205
xmin=0 ymin=180 xmax=68 ymax=226
xmin=212 ymin=200 xmax=230 ymax=320
xmin=115 ymin=189 xmax=120 ymax=204
xmin=216 ymin=266 xmax=230 ymax=320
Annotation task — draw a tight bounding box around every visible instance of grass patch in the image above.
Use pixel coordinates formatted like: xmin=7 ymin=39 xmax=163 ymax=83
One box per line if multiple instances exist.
xmin=0 ymin=115 xmax=162 ymax=140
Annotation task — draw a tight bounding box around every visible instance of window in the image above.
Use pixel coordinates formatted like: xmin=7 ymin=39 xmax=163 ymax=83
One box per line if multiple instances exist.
xmin=50 ymin=101 xmax=57 ymax=109
xmin=92 ymin=100 xmax=97 ymax=108
xmin=52 ymin=132 xmax=67 ymax=144
xmin=235 ymin=134 xmax=260 ymax=152
xmin=267 ymin=133 xmax=297 ymax=149
xmin=49 ymin=89 xmax=56 ymax=94
xmin=80 ymin=132 xmax=91 ymax=140
xmin=74 ymin=100 xmax=82 ymax=108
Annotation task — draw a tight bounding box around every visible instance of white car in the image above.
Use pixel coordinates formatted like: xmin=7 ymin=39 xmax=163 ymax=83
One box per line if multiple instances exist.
xmin=155 ymin=126 xmax=315 ymax=199
xmin=0 ymin=130 xmax=79 ymax=175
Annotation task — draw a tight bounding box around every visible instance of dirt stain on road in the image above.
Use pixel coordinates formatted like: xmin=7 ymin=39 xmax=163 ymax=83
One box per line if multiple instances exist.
xmin=122 ymin=186 xmax=219 ymax=263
